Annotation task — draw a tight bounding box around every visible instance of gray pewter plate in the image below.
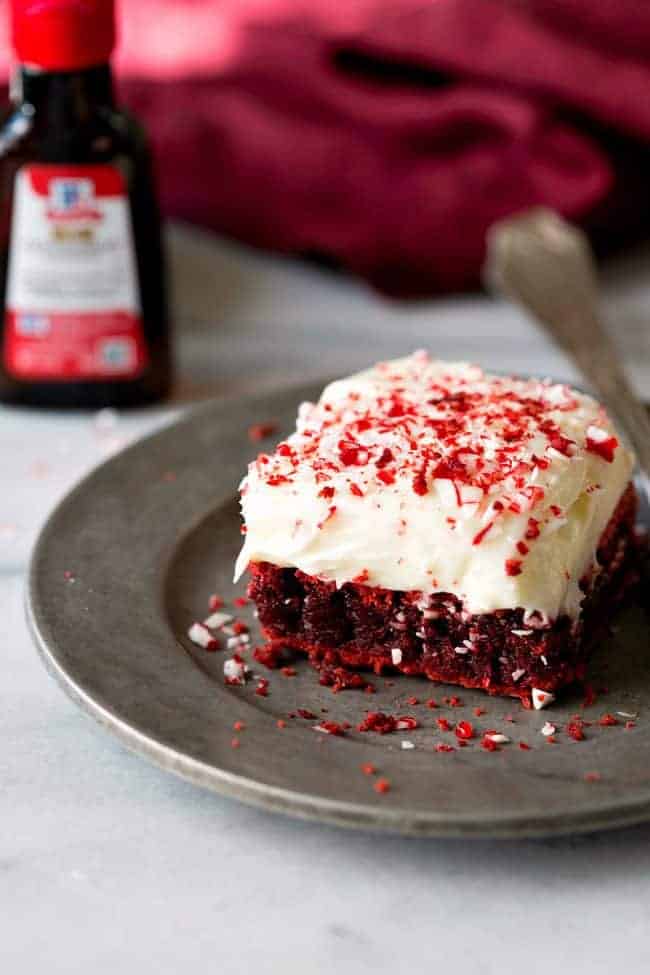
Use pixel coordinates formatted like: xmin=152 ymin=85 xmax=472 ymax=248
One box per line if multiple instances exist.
xmin=27 ymin=382 xmax=650 ymax=838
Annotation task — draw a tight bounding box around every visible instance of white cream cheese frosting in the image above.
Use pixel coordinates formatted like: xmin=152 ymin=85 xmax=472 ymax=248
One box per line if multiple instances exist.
xmin=235 ymin=353 xmax=634 ymax=619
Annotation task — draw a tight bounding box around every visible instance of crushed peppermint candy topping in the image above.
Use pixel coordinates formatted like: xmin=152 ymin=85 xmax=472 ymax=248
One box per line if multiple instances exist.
xmin=226 ymin=634 xmax=250 ymax=651
xmin=223 ymin=655 xmax=249 ymax=684
xmin=313 ymin=721 xmax=347 ymax=736
xmin=598 ymin=713 xmax=619 ymax=727
xmin=454 ymin=720 xmax=475 ymax=740
xmin=187 ymin=622 xmax=219 ymax=651
xmin=374 ymin=778 xmax=391 ymax=793
xmin=203 ymin=610 xmax=234 ymax=630
xmin=242 ymin=357 xmax=617 ymax=559
xmin=485 ymin=732 xmax=510 ymax=744
xmin=358 ymin=712 xmax=419 ymax=734
xmin=585 ymin=425 xmax=618 ymax=463
xmin=390 ymin=647 xmax=403 ymax=665
xmin=532 ymin=687 xmax=556 ymax=710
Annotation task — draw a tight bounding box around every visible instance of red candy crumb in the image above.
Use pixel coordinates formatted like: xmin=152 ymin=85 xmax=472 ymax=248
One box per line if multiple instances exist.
xmin=505 ymin=558 xmax=523 ymax=577
xmin=412 ymin=470 xmax=428 ymax=496
xmin=425 ymin=698 xmax=438 ymax=709
xmin=525 ymin=518 xmax=540 ymax=540
xmin=374 ymin=778 xmax=391 ymax=794
xmin=233 ymin=720 xmax=245 ymax=732
xmin=208 ymin=594 xmax=224 ymax=611
xmin=481 ymin=736 xmax=500 ymax=752
xmin=297 ymin=708 xmax=317 ymax=720
xmin=396 ymin=716 xmax=419 ymax=730
xmin=435 ymin=743 xmax=455 ymax=753
xmin=358 ymin=712 xmax=418 ymax=733
xmin=566 ymin=719 xmax=586 ymax=741
xmin=357 ymin=712 xmax=392 ymax=734
xmin=233 ymin=596 xmax=249 ymax=608
xmin=584 ymin=771 xmax=602 ymax=783
xmin=281 ymin=666 xmax=297 ymax=677
xmin=598 ymin=713 xmax=619 ymax=726
xmin=248 ymin=422 xmax=278 ymax=442
xmin=586 ymin=431 xmax=618 ymax=463
xmin=518 ymin=742 xmax=531 ymax=751
xmin=472 ymin=522 xmax=493 ymax=546
xmin=276 ymin=719 xmax=287 ymax=729
xmin=314 ymin=721 xmax=346 ymax=736
xmin=377 ymin=469 xmax=395 ymax=485
xmin=436 ymin=717 xmax=452 ymax=732
xmin=231 ymin=738 xmax=240 ymax=749
xmin=361 ymin=762 xmax=377 ymax=775
xmin=455 ymin=720 xmax=474 ymax=740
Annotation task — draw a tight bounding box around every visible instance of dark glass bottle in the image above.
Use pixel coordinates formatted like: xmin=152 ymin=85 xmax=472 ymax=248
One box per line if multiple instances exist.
xmin=0 ymin=0 xmax=170 ymax=407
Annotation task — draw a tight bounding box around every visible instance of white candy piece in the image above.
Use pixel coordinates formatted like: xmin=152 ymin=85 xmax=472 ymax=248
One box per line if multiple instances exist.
xmin=511 ymin=668 xmax=526 ymax=683
xmin=485 ymin=733 xmax=510 ymax=744
xmin=532 ymin=687 xmax=555 ymax=710
xmin=224 ymin=657 xmax=249 ymax=682
xmin=541 ymin=721 xmax=556 ymax=737
xmin=187 ymin=622 xmax=217 ymax=649
xmin=396 ymin=719 xmax=416 ymax=730
xmin=227 ymin=634 xmax=250 ymax=650
xmin=203 ymin=611 xmax=233 ymax=629
xmin=401 ymin=740 xmax=415 ymax=750
xmin=586 ymin=424 xmax=609 ymax=444
xmin=391 ymin=647 xmax=403 ymax=665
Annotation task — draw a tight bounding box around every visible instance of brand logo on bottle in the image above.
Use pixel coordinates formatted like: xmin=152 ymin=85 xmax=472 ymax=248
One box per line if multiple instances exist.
xmin=46 ymin=178 xmax=103 ymax=224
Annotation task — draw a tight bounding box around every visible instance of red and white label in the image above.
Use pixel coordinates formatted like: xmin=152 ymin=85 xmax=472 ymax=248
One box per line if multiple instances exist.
xmin=3 ymin=164 xmax=148 ymax=380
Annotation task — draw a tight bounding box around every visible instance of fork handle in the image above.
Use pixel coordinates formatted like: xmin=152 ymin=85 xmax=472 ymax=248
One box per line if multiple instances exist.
xmin=552 ymin=305 xmax=650 ymax=494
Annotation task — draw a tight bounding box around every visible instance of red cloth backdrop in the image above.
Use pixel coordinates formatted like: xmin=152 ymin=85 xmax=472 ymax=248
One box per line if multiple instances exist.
xmin=2 ymin=0 xmax=650 ymax=295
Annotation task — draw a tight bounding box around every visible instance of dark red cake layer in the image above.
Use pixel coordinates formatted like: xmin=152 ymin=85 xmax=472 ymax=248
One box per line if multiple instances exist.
xmin=247 ymin=484 xmax=640 ymax=704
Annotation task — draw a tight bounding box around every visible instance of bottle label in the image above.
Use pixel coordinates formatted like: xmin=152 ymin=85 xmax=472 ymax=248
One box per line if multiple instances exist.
xmin=3 ymin=164 xmax=148 ymax=380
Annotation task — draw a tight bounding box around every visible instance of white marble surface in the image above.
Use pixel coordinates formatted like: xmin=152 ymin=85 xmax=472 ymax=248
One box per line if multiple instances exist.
xmin=2 ymin=224 xmax=650 ymax=973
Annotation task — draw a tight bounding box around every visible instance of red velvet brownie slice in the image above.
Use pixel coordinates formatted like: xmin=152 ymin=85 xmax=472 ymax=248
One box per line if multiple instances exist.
xmin=235 ymin=353 xmax=638 ymax=708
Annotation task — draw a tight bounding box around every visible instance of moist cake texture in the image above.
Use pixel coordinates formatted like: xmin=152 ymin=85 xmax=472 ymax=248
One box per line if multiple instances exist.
xmin=235 ymin=353 xmax=638 ymax=704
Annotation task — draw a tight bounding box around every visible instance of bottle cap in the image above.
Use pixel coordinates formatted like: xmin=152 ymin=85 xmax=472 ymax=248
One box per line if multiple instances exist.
xmin=11 ymin=0 xmax=116 ymax=71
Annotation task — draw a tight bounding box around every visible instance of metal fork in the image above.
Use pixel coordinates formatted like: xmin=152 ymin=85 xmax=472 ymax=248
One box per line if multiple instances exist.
xmin=484 ymin=207 xmax=650 ymax=505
